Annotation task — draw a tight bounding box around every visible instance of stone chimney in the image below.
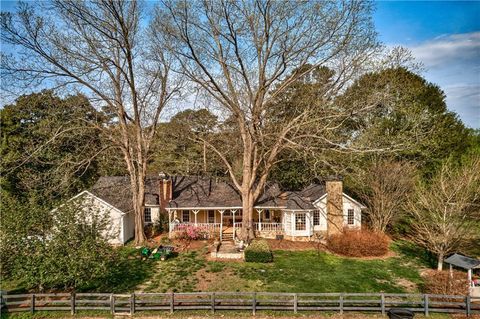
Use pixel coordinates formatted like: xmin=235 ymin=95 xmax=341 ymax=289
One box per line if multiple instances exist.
xmin=159 ymin=173 xmax=172 ymax=211
xmin=326 ymin=176 xmax=343 ymax=237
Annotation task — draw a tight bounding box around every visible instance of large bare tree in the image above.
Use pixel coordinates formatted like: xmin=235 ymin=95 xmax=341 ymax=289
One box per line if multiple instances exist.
xmin=352 ymin=158 xmax=416 ymax=233
xmin=155 ymin=0 xmax=381 ymax=239
xmin=1 ymin=1 xmax=182 ymax=243
xmin=408 ymin=156 xmax=480 ymax=271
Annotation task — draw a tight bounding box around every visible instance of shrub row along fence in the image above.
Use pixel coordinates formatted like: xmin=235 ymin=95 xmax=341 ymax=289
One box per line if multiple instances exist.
xmin=1 ymin=292 xmax=479 ymax=316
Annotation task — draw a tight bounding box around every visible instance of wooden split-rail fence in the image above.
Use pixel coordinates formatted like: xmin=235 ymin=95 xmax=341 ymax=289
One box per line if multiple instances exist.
xmin=1 ymin=292 xmax=479 ymax=316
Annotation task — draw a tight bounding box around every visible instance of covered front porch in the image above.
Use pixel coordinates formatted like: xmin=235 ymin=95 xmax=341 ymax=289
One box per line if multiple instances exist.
xmin=167 ymin=207 xmax=321 ymax=240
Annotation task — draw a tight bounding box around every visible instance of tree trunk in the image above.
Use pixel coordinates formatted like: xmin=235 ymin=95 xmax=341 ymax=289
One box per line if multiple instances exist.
xmin=127 ymin=165 xmax=147 ymax=245
xmin=240 ymin=190 xmax=256 ymax=242
xmin=203 ymin=141 xmax=207 ymax=173
xmin=437 ymin=252 xmax=444 ymax=271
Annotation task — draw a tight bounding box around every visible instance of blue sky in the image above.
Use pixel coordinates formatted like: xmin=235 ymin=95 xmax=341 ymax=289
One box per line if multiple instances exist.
xmin=374 ymin=1 xmax=480 ymax=128
xmin=1 ymin=1 xmax=479 ymax=128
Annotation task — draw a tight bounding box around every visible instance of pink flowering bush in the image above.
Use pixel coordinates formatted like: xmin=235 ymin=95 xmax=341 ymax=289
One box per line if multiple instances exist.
xmin=176 ymin=224 xmax=208 ymax=240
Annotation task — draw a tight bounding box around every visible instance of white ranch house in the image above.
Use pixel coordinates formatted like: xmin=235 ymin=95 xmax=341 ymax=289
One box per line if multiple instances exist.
xmin=70 ymin=175 xmax=365 ymax=245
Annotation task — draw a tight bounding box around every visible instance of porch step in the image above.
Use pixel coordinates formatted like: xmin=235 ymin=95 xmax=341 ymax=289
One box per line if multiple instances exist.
xmin=222 ymin=233 xmax=234 ymax=241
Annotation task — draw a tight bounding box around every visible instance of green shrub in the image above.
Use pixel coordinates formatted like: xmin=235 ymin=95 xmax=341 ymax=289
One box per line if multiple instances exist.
xmin=244 ymin=239 xmax=273 ymax=263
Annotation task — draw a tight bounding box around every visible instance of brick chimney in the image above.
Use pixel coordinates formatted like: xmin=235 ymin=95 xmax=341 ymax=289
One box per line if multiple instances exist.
xmin=159 ymin=173 xmax=172 ymax=211
xmin=326 ymin=176 xmax=343 ymax=237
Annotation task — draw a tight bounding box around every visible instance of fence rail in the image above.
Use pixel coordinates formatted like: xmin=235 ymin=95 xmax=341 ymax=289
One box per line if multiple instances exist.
xmin=1 ymin=292 xmax=479 ymax=315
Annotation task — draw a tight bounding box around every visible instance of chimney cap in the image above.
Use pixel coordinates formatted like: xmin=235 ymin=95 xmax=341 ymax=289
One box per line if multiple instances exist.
xmin=324 ymin=175 xmax=343 ymax=181
xmin=158 ymin=172 xmax=168 ymax=179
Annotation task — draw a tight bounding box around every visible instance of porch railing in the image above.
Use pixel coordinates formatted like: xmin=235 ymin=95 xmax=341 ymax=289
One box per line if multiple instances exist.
xmin=170 ymin=222 xmax=221 ymax=233
xmin=254 ymin=222 xmax=283 ymax=232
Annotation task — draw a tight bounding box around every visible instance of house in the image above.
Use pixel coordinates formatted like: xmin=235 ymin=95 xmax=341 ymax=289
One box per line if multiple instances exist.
xmin=72 ymin=175 xmax=365 ymax=245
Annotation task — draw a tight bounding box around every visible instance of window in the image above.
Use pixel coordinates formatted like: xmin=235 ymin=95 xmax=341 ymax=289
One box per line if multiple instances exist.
xmin=295 ymin=212 xmax=306 ymax=231
xmin=264 ymin=210 xmax=271 ymax=220
xmin=144 ymin=207 xmax=152 ymax=223
xmin=182 ymin=210 xmax=190 ymax=223
xmin=347 ymin=209 xmax=355 ymax=225
xmin=208 ymin=210 xmax=215 ymax=223
xmin=313 ymin=210 xmax=320 ymax=226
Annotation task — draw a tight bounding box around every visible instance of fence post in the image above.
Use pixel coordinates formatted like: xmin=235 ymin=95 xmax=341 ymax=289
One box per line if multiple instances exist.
xmin=211 ymin=292 xmax=215 ymax=314
xmin=110 ymin=294 xmax=115 ymax=314
xmin=381 ymin=293 xmax=385 ymax=316
xmin=170 ymin=292 xmax=174 ymax=314
xmin=294 ymin=293 xmax=298 ymax=314
xmin=338 ymin=293 xmax=343 ymax=315
xmin=252 ymin=292 xmax=256 ymax=315
xmin=130 ymin=293 xmax=135 ymax=315
xmin=466 ymin=295 xmax=471 ymax=317
xmin=70 ymin=292 xmax=76 ymax=315
xmin=30 ymin=294 xmax=35 ymax=314
xmin=424 ymin=294 xmax=429 ymax=317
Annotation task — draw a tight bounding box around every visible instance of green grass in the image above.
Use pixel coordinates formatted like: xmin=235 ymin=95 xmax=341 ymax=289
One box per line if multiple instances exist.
xmin=390 ymin=240 xmax=437 ymax=269
xmin=2 ymin=241 xmax=428 ymax=295
xmin=204 ymin=249 xmax=424 ymax=293
xmin=144 ymin=250 xmax=206 ymax=292
xmin=1 ymin=246 xmax=155 ymax=294
xmin=78 ymin=246 xmax=155 ymax=293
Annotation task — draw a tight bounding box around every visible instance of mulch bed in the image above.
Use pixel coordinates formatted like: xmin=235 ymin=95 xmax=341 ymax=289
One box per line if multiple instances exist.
xmin=264 ymin=239 xmax=319 ymax=251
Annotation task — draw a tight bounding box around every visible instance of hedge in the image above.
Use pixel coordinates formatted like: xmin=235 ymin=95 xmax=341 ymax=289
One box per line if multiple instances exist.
xmin=244 ymin=239 xmax=273 ymax=263
xmin=327 ymin=228 xmax=390 ymax=257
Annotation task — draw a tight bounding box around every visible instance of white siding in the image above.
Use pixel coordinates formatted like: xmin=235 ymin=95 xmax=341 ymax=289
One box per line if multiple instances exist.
xmin=77 ymin=192 xmax=133 ymax=245
xmin=122 ymin=212 xmax=135 ymax=243
xmin=342 ymin=196 xmax=362 ymax=229
xmin=314 ymin=193 xmax=362 ymax=231
xmin=145 ymin=206 xmax=161 ymax=224
xmin=282 ymin=211 xmax=314 ymax=237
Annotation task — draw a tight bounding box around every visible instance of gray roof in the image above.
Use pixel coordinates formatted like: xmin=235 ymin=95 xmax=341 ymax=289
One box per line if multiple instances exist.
xmin=90 ymin=175 xmax=287 ymax=211
xmin=90 ymin=176 xmax=161 ymax=213
xmin=300 ymin=183 xmax=327 ymax=199
xmin=444 ymin=253 xmax=480 ymax=270
xmin=168 ymin=176 xmax=284 ymax=209
xmin=89 ymin=176 xmax=351 ymax=212
xmin=285 ymin=192 xmax=317 ymax=210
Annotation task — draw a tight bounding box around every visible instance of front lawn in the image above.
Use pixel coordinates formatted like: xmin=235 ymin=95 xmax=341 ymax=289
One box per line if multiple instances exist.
xmin=1 ymin=241 xmax=427 ymax=294
xmin=201 ymin=249 xmax=423 ymax=293
xmin=138 ymin=240 xmax=425 ymax=293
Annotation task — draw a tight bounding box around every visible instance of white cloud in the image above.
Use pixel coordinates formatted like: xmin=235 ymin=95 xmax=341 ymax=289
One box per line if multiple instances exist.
xmin=410 ymin=32 xmax=480 ymax=67
xmin=407 ymin=32 xmax=480 ymax=128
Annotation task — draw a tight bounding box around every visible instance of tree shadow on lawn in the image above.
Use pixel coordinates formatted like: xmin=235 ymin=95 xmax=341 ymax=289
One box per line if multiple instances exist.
xmin=78 ymin=247 xmax=154 ymax=293
xmin=391 ymin=240 xmax=437 ymax=269
xmin=231 ymin=250 xmax=424 ymax=294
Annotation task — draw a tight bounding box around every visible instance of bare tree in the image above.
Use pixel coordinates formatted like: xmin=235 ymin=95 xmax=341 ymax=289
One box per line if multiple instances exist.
xmin=155 ymin=0 xmax=382 ymax=240
xmin=407 ymin=156 xmax=480 ymax=271
xmin=353 ymin=158 xmax=416 ymax=233
xmin=1 ymin=1 xmax=182 ymax=244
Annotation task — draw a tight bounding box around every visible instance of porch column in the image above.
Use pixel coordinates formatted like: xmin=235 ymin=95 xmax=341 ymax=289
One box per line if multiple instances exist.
xmin=192 ymin=210 xmax=199 ymax=226
xmin=257 ymin=209 xmax=263 ymax=231
xmin=231 ymin=209 xmax=237 ymax=239
xmin=292 ymin=211 xmax=295 ymax=236
xmin=168 ymin=210 xmax=173 ymax=238
xmin=219 ymin=210 xmax=225 ymax=241
xmin=468 ymin=269 xmax=473 ymax=287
